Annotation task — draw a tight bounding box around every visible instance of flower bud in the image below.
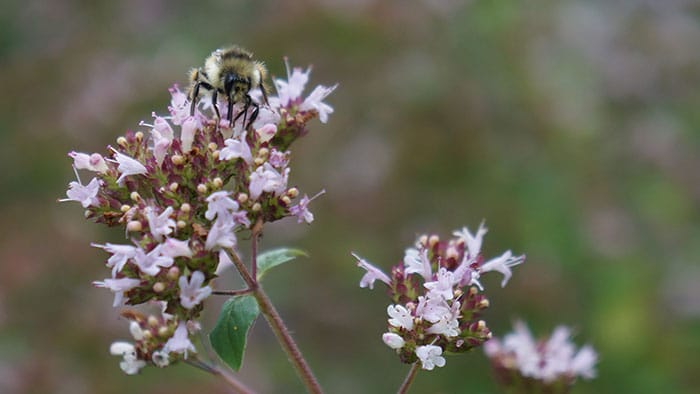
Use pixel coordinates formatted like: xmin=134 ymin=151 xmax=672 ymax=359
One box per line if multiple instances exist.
xmin=177 ymin=220 xmax=187 ymax=229
xmin=117 ymin=136 xmax=128 ymax=147
xmin=477 ymin=299 xmax=490 ymax=309
xmin=281 ymin=196 xmax=291 ymax=205
xmin=212 ymin=150 xmax=220 ymax=160
xmin=169 ymin=182 xmax=179 ymax=192
xmin=287 ymin=187 xmax=299 ymax=198
xmin=152 ymin=282 xmax=165 ymax=293
xmin=158 ymin=326 xmax=170 ymax=338
xmin=126 ymin=220 xmax=142 ymax=232
xmin=382 ymin=333 xmax=405 ymax=349
xmin=237 ymin=193 xmax=248 ymax=203
xmin=180 ymin=203 xmax=191 ymax=213
xmin=258 ymin=147 xmax=269 ymax=158
xmin=208 ymin=142 xmax=217 ymax=151
xmin=134 ymin=131 xmax=144 ymax=142
xmin=212 ymin=177 xmax=223 ymax=189
xmin=428 ymin=235 xmax=440 ymax=248
xmin=446 ymin=245 xmax=459 ymax=260
xmin=197 ymin=184 xmax=207 ymax=194
xmin=171 ymin=155 xmax=185 ymax=165
xmin=167 ymin=266 xmax=180 ymax=281
xmin=130 ymin=192 xmax=141 ymax=202
xmin=120 ymin=204 xmax=131 ymax=213
xmin=148 ymin=315 xmax=159 ymax=327
xmin=418 ymin=234 xmax=428 ymax=247
xmin=254 ymin=157 xmax=265 ymax=166
xmin=252 ymin=202 xmax=261 ymax=212
xmin=129 ymin=321 xmax=144 ymax=341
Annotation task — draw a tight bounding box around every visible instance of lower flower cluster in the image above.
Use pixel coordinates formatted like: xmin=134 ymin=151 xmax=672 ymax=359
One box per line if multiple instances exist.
xmin=484 ymin=321 xmax=598 ymax=393
xmin=353 ymin=223 xmax=525 ymax=370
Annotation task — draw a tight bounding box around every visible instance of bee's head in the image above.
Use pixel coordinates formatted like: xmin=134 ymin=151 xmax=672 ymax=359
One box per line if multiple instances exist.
xmin=224 ymin=73 xmax=250 ymax=99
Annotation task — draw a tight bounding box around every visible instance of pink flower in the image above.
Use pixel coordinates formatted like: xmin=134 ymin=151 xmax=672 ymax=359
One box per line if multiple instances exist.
xmin=151 ymin=128 xmax=172 ymax=167
xmin=61 ymin=176 xmax=101 ymax=208
xmin=387 ymin=304 xmax=414 ymax=330
xmin=179 ymin=271 xmax=212 ymax=309
xmin=145 ymin=206 xmax=176 ymax=242
xmin=249 ymin=163 xmax=289 ymax=200
xmin=289 ymin=190 xmax=325 ymax=224
xmin=475 ymin=250 xmax=525 ymax=288
xmin=299 ymin=84 xmax=337 ymax=123
xmin=180 ymin=116 xmax=199 ymax=153
xmin=205 ymin=191 xmax=239 ymax=221
xmin=415 ymin=345 xmax=446 ymax=370
xmin=273 ymin=66 xmax=311 ymax=106
xmin=168 ymin=85 xmax=191 ymax=125
xmin=453 ymin=221 xmax=487 ymax=262
xmin=423 ymin=267 xmax=456 ymax=300
xmin=382 ymin=333 xmax=405 ymax=349
xmin=92 ymin=242 xmax=138 ymax=276
xmin=161 ymin=238 xmax=192 ymax=258
xmin=219 ymin=136 xmax=253 ymax=164
xmin=93 ymin=277 xmax=141 ymax=307
xmin=68 ymin=151 xmax=108 ymax=173
xmin=485 ymin=321 xmax=598 ymax=383
xmin=110 ymin=149 xmax=147 ymax=183
xmin=352 ymin=252 xmax=390 ymax=289
xmin=403 ymin=247 xmax=432 ymax=280
xmin=205 ymin=218 xmax=237 ymax=251
xmin=215 ymin=249 xmax=234 ymax=275
xmin=109 ymin=341 xmax=146 ymax=375
xmin=415 ymin=294 xmax=451 ymax=323
xmin=256 ymin=123 xmax=277 ymax=143
xmin=133 ymin=245 xmax=174 ymax=276
xmin=163 ymin=322 xmax=196 ymax=358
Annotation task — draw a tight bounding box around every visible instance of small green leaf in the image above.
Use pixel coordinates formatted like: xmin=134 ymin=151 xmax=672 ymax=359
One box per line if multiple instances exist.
xmin=256 ymin=248 xmax=308 ymax=281
xmin=209 ymin=295 xmax=259 ymax=371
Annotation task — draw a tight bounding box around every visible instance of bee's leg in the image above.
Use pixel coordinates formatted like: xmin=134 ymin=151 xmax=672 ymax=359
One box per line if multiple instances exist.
xmin=233 ymin=96 xmax=251 ymax=129
xmin=189 ymin=82 xmax=202 ymax=116
xmin=191 ymin=81 xmax=215 ymax=116
xmin=211 ymin=90 xmax=220 ymax=119
xmin=247 ymin=100 xmax=260 ymax=130
xmin=227 ymin=97 xmax=235 ymax=128
xmin=211 ymin=90 xmax=222 ymax=124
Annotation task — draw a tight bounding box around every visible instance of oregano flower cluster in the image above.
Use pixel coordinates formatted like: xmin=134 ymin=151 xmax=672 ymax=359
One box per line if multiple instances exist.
xmin=353 ymin=223 xmax=525 ymax=370
xmin=61 ymin=62 xmax=336 ymax=374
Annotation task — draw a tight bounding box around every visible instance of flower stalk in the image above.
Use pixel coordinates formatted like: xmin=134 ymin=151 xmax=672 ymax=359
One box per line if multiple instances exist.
xmin=397 ymin=362 xmax=420 ymax=394
xmin=226 ymin=245 xmax=324 ymax=394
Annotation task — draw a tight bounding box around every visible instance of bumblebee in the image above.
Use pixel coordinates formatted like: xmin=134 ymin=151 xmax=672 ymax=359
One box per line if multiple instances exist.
xmin=188 ymin=45 xmax=270 ymax=129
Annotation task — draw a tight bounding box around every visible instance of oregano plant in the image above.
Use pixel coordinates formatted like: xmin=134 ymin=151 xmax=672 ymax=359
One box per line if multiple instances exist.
xmin=61 ymin=47 xmax=597 ymax=394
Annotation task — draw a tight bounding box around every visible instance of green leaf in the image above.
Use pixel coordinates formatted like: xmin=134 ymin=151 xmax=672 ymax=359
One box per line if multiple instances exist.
xmin=209 ymin=295 xmax=260 ymax=371
xmin=256 ymin=248 xmax=308 ymax=281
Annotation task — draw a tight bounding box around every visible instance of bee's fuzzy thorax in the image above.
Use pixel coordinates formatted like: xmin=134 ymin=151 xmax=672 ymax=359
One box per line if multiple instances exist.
xmin=188 ymin=45 xmax=271 ymax=128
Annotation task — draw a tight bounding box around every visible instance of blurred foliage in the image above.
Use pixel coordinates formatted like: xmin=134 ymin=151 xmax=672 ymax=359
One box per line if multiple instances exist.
xmin=2 ymin=0 xmax=700 ymax=393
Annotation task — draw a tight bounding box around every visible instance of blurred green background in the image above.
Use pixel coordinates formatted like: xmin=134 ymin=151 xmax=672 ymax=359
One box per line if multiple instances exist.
xmin=2 ymin=0 xmax=699 ymax=393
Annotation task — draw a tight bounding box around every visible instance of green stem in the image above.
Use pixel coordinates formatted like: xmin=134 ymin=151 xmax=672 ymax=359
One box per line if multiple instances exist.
xmin=397 ymin=362 xmax=420 ymax=394
xmin=226 ymin=240 xmax=323 ymax=394
xmin=186 ymin=357 xmax=256 ymax=394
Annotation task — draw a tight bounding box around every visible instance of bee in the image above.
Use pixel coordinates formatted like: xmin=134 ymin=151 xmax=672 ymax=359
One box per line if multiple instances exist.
xmin=188 ymin=45 xmax=270 ymax=129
